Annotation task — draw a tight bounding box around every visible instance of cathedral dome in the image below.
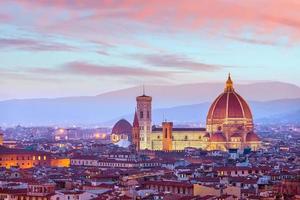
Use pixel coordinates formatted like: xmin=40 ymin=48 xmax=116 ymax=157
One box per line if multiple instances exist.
xmin=246 ymin=131 xmax=260 ymax=142
xmin=206 ymin=74 xmax=254 ymax=134
xmin=207 ymin=75 xmax=252 ymax=120
xmin=210 ymin=132 xmax=226 ymax=142
xmin=111 ymin=119 xmax=132 ymax=137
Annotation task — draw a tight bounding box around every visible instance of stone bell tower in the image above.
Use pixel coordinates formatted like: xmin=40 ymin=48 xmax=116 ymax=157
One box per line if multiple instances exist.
xmin=136 ymin=87 xmax=152 ymax=150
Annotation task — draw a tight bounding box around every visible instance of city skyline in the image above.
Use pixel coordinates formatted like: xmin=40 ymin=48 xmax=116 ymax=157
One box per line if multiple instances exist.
xmin=0 ymin=1 xmax=299 ymax=199
xmin=1 ymin=0 xmax=300 ymax=100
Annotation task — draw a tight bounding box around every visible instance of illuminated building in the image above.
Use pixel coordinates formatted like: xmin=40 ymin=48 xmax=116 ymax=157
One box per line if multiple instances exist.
xmin=206 ymin=74 xmax=260 ymax=151
xmin=0 ymin=147 xmax=50 ymax=169
xmin=132 ymin=74 xmax=260 ymax=151
xmin=0 ymin=133 xmax=3 ymax=146
xmin=110 ymin=119 xmax=132 ymax=143
xmin=54 ymin=128 xmax=68 ymax=141
xmin=136 ymin=90 xmax=152 ymax=149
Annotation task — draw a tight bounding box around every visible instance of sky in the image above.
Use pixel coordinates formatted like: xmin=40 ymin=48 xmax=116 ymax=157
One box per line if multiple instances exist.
xmin=1 ymin=0 xmax=300 ymax=100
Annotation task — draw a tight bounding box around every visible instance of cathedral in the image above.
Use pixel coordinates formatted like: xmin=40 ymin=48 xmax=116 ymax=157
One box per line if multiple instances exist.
xmin=129 ymin=75 xmax=261 ymax=152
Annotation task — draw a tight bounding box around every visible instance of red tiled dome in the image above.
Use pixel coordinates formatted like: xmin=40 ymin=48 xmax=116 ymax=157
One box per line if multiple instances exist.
xmin=210 ymin=132 xmax=226 ymax=142
xmin=111 ymin=119 xmax=132 ymax=136
xmin=246 ymin=131 xmax=260 ymax=142
xmin=207 ymin=75 xmax=253 ymax=121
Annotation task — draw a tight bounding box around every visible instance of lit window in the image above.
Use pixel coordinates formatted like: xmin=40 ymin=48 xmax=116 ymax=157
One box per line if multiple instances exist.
xmin=38 ymin=156 xmax=41 ymax=161
xmin=43 ymin=156 xmax=46 ymax=160
xmin=33 ymin=156 xmax=36 ymax=160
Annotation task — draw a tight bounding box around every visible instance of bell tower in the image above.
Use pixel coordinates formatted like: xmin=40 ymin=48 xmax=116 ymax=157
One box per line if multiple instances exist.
xmin=136 ymin=86 xmax=152 ymax=150
xmin=162 ymin=122 xmax=173 ymax=151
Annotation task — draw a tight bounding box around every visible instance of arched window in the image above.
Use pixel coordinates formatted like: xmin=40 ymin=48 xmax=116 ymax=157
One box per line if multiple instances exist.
xmin=140 ymin=111 xmax=143 ymax=119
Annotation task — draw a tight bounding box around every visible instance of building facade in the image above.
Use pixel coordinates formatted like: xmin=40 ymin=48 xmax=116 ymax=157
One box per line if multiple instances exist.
xmin=0 ymin=147 xmax=51 ymax=169
xmin=132 ymin=75 xmax=261 ymax=151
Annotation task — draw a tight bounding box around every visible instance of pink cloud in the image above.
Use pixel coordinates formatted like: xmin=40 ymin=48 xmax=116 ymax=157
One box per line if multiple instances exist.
xmin=0 ymin=13 xmax=11 ymax=22
xmin=0 ymin=38 xmax=76 ymax=51
xmin=62 ymin=61 xmax=172 ymax=78
xmin=20 ymin=61 xmax=174 ymax=78
xmin=135 ymin=54 xmax=223 ymax=71
xmin=2 ymin=0 xmax=300 ymax=43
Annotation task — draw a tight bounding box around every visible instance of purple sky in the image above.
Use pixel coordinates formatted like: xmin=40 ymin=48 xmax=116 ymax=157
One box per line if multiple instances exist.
xmin=0 ymin=0 xmax=300 ymax=100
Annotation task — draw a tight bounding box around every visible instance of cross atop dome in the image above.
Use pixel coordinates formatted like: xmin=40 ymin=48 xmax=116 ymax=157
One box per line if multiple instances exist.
xmin=225 ymin=73 xmax=234 ymax=92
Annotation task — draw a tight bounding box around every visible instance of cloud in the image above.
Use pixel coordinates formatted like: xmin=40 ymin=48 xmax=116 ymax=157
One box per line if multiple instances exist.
xmin=225 ymin=35 xmax=279 ymax=46
xmin=0 ymin=0 xmax=296 ymax=49
xmin=134 ymin=54 xmax=224 ymax=71
xmin=12 ymin=61 xmax=174 ymax=79
xmin=0 ymin=13 xmax=11 ymax=23
xmin=0 ymin=38 xmax=76 ymax=51
xmin=2 ymin=0 xmax=300 ymax=43
xmin=62 ymin=61 xmax=172 ymax=78
xmin=97 ymin=50 xmax=110 ymax=56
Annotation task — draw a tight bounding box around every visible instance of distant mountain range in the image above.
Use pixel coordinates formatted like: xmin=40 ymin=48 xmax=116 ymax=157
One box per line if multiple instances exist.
xmin=149 ymin=98 xmax=300 ymax=125
xmin=1 ymin=81 xmax=300 ymax=127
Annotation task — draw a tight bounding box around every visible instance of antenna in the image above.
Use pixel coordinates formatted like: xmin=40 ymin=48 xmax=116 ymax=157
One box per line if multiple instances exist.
xmin=142 ymin=84 xmax=145 ymax=95
xmin=163 ymin=113 xmax=167 ymax=122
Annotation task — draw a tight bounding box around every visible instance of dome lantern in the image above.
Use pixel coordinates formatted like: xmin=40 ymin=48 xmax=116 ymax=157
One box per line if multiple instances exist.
xmin=225 ymin=73 xmax=234 ymax=92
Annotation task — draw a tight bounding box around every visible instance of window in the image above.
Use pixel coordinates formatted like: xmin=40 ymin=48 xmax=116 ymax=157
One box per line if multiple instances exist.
xmin=140 ymin=111 xmax=143 ymax=119
xmin=147 ymin=111 xmax=150 ymax=119
xmin=185 ymin=136 xmax=188 ymax=140
xmin=164 ymin=128 xmax=168 ymax=138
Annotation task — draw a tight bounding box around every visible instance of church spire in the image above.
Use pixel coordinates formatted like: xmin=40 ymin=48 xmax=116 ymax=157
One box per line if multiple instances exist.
xmin=225 ymin=73 xmax=234 ymax=92
xmin=133 ymin=110 xmax=139 ymax=127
